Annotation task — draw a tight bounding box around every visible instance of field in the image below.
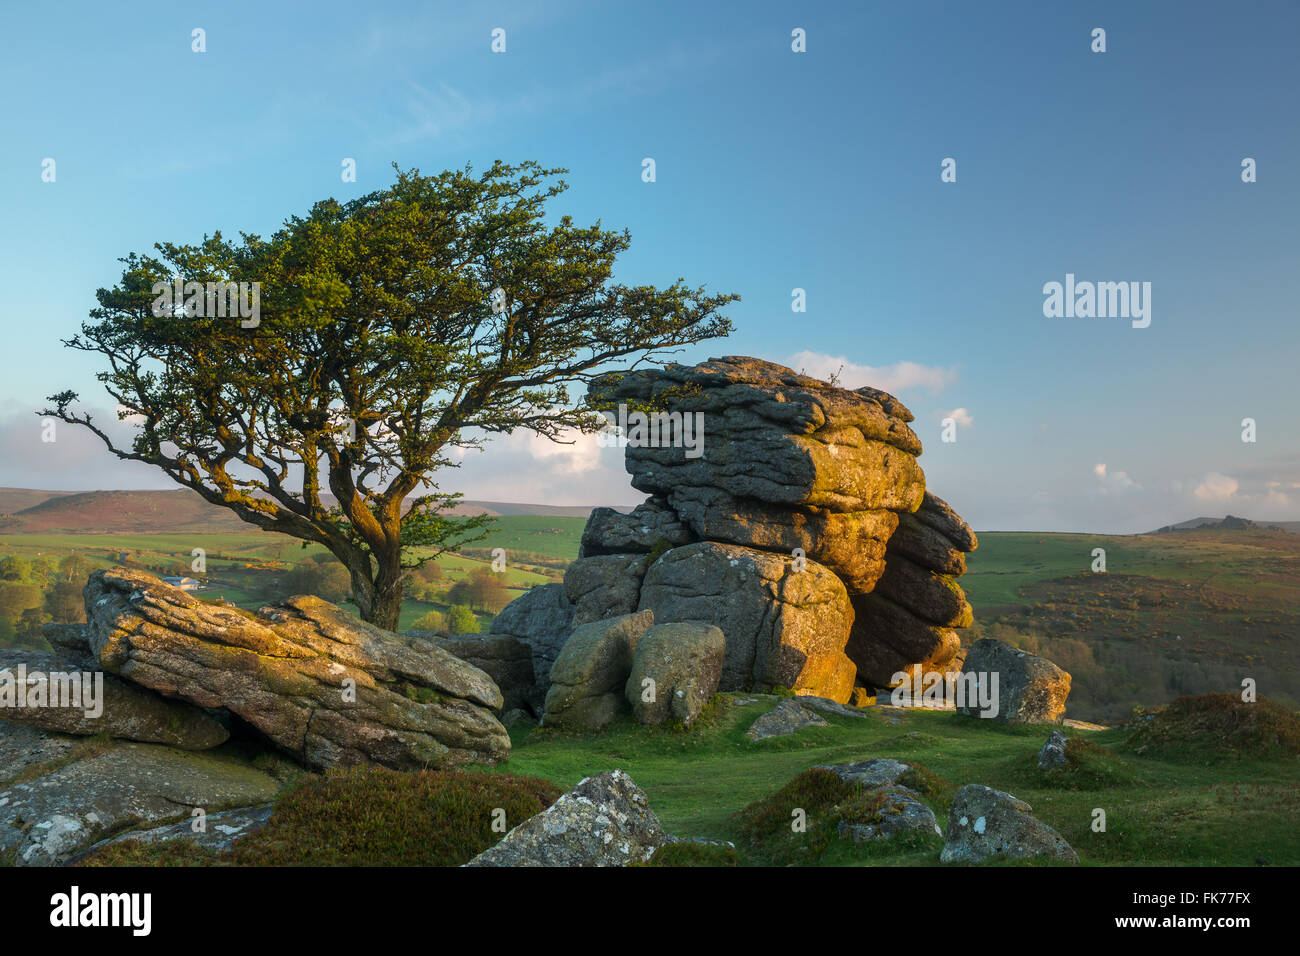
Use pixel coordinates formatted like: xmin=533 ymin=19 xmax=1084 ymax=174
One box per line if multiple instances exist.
xmin=0 ymin=517 xmax=586 ymax=634
xmin=483 ymin=695 xmax=1300 ymax=866
xmin=2 ymin=520 xmax=1296 ymax=722
xmin=79 ymin=693 xmax=1300 ymax=867
xmin=963 ymin=529 xmax=1300 ymax=722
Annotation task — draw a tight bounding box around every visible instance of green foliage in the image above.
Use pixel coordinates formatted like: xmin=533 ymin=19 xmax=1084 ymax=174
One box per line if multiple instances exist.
xmin=47 ymin=160 xmax=736 ymax=629
xmin=637 ymin=841 xmax=741 ymax=867
xmin=77 ymin=767 xmax=563 ymax=867
xmin=282 ymin=559 xmax=351 ymax=603
xmin=1125 ymin=694 xmax=1300 ymax=761
xmin=411 ymin=609 xmax=445 ymax=632
xmin=447 ymin=604 xmax=480 ymax=635
xmin=733 ymin=768 xmax=858 ymax=865
xmin=43 ymin=579 xmax=85 ymax=623
xmin=0 ymin=556 xmax=31 ymax=582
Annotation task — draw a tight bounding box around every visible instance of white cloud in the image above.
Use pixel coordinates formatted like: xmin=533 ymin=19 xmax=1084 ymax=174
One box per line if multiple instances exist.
xmin=940 ymin=407 xmax=974 ymax=427
xmin=787 ymin=351 xmax=957 ymax=393
xmin=1193 ymin=472 xmax=1239 ymax=502
xmin=1093 ymin=463 xmax=1141 ymax=494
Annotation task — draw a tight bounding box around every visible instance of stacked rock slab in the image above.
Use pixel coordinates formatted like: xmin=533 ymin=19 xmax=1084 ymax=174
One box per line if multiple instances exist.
xmin=84 ymin=568 xmax=510 ymax=770
xmin=847 ymin=492 xmax=979 ymax=688
xmin=555 ymin=356 xmax=928 ymax=705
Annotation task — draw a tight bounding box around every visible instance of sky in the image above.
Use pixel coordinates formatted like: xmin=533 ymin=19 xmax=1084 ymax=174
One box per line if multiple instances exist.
xmin=0 ymin=0 xmax=1297 ymax=533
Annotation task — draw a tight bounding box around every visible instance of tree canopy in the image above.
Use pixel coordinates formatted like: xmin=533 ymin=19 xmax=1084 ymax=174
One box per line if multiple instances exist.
xmin=46 ymin=161 xmax=736 ymax=629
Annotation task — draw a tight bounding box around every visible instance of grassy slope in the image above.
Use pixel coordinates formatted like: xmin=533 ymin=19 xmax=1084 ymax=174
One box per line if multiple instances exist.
xmin=482 ymin=695 xmax=1300 ymax=866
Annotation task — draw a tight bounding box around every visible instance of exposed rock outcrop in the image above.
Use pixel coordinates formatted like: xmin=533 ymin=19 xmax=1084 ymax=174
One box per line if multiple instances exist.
xmin=432 ymin=635 xmax=535 ymax=715
xmin=625 ymin=622 xmax=725 ymax=727
xmin=492 ymin=356 xmax=999 ymax=715
xmin=542 ymin=611 xmax=654 ymax=731
xmin=940 ymin=784 xmax=1078 ymax=864
xmin=0 ymin=648 xmax=229 ymax=750
xmin=84 ymin=568 xmax=510 ymax=770
xmin=464 ymin=769 xmax=663 ymax=867
xmin=0 ymin=741 xmax=280 ymax=866
xmin=956 ymin=639 xmax=1071 ymax=724
xmin=564 ymin=553 xmax=650 ymax=626
xmin=637 ymin=542 xmax=856 ymax=701
xmin=487 ymin=582 xmax=573 ymax=711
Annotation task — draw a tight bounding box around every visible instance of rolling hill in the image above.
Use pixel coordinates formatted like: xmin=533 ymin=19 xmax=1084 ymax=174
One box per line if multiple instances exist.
xmin=0 ymin=488 xmax=632 ymax=534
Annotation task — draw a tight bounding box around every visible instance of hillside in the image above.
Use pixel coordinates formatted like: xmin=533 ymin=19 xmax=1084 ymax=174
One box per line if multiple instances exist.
xmin=0 ymin=487 xmax=633 ymax=534
xmin=1152 ymin=515 xmax=1299 ymax=533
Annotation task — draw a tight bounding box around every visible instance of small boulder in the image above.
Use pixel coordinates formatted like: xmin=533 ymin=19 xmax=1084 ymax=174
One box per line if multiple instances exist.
xmin=543 ymin=611 xmax=655 ymax=731
xmin=1037 ymin=730 xmax=1069 ymax=769
xmin=956 ymin=639 xmax=1071 ymax=724
xmin=625 ymin=622 xmax=725 ymax=727
xmin=838 ymin=786 xmax=942 ymax=843
xmin=813 ymin=758 xmax=911 ymax=788
xmin=464 ymin=769 xmax=663 ymax=866
xmin=940 ymin=784 xmax=1078 ymax=864
xmin=745 ymin=699 xmax=829 ymax=741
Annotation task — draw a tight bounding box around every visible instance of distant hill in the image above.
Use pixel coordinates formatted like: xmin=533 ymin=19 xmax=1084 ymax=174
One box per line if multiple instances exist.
xmin=0 ymin=488 xmax=633 ymax=533
xmin=0 ymin=488 xmax=80 ymax=515
xmin=1153 ymin=515 xmax=1298 ymax=534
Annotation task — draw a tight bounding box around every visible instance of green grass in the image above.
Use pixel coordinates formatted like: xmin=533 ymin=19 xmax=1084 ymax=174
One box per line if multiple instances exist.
xmin=484 ymin=694 xmax=1300 ymax=866
xmin=67 ymin=694 xmax=1300 ymax=867
xmin=0 ymin=518 xmax=579 ymax=640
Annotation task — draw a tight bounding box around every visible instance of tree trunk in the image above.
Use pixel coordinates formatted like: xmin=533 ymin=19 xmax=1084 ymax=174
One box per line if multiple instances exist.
xmin=345 ymin=550 xmax=407 ymax=633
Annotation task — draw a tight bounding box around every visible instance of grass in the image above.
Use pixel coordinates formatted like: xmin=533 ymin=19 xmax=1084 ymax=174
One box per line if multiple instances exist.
xmin=490 ymin=694 xmax=1300 ymax=866
xmin=66 ymin=693 xmax=1300 ymax=867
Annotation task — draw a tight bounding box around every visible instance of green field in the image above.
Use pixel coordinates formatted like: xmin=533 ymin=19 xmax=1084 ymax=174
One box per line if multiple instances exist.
xmin=481 ymin=695 xmax=1300 ymax=866
xmin=3 ymin=521 xmax=1296 ymax=723
xmin=964 ymin=529 xmax=1300 ymax=722
xmin=78 ymin=692 xmax=1300 ymax=867
xmin=0 ymin=517 xmax=579 ymax=635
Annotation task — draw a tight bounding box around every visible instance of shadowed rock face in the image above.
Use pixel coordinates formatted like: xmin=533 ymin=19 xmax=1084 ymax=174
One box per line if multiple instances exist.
xmin=637 ymin=542 xmax=856 ymax=702
xmin=0 ymin=648 xmax=229 ymax=750
xmin=848 ymin=491 xmax=978 ymax=688
xmin=488 ymin=582 xmax=573 ymax=712
xmin=83 ymin=568 xmax=509 ymax=771
xmin=957 ymin=639 xmax=1072 ymax=724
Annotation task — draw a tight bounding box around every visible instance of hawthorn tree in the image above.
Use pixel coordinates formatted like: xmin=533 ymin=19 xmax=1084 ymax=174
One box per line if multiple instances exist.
xmin=46 ymin=161 xmax=736 ymax=630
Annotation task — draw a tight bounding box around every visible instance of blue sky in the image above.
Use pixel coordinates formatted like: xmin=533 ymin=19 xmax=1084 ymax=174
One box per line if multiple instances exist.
xmin=1 ymin=0 xmax=1297 ymax=532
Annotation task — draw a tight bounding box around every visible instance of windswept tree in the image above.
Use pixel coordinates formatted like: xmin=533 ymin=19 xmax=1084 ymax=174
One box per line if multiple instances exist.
xmin=45 ymin=161 xmax=736 ymax=630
